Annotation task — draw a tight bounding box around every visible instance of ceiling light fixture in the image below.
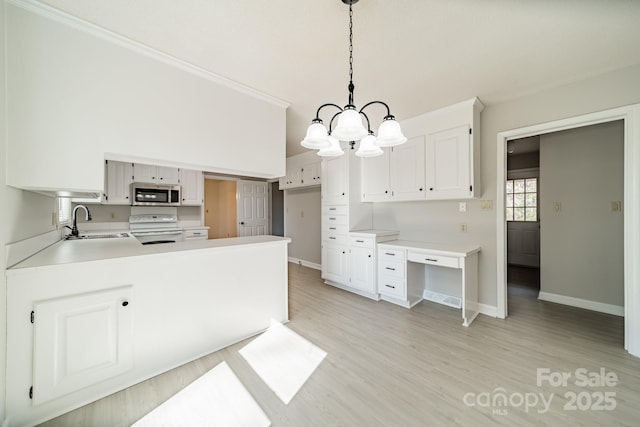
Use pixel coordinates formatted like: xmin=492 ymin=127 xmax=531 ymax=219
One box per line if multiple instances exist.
xmin=300 ymin=0 xmax=407 ymax=158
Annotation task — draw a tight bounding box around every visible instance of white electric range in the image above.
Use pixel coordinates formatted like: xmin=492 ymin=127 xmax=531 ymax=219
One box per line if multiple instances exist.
xmin=129 ymin=213 xmax=183 ymax=245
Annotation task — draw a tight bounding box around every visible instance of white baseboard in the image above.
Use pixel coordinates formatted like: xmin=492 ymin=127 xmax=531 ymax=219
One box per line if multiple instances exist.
xmin=287 ymin=257 xmax=321 ymax=271
xmin=478 ymin=303 xmax=499 ymax=318
xmin=538 ymin=291 xmax=624 ymax=317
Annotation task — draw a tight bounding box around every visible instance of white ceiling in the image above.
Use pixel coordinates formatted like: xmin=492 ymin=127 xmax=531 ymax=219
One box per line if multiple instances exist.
xmin=39 ymin=0 xmax=640 ymax=157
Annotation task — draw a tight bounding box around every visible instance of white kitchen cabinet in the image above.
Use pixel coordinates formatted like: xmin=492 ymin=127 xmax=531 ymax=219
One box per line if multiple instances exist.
xmin=390 ymin=135 xmax=426 ymax=201
xmin=361 ymin=150 xmax=391 ymax=202
xmin=361 ymin=135 xmax=426 ymax=202
xmin=183 ymin=228 xmax=208 ymax=240
xmin=349 ymin=237 xmax=375 ymax=294
xmin=301 ymin=161 xmax=321 ymax=186
xmin=321 ymin=154 xmax=349 ymax=205
xmin=180 ymin=169 xmax=204 ymax=206
xmin=132 ymin=163 xmax=180 ymax=184
xmin=425 ymin=124 xmax=473 ymax=199
xmin=103 ymin=160 xmax=133 ymax=205
xmin=279 ymin=152 xmax=321 ymax=190
xmin=321 ymin=242 xmax=349 ymax=284
xmin=377 ymin=247 xmax=408 ymax=303
xmin=32 ymin=286 xmax=133 ymax=405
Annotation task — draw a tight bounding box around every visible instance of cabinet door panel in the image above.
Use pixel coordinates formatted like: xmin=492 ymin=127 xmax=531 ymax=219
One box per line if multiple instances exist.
xmin=322 ymin=155 xmax=348 ymax=204
xmin=180 ymin=169 xmax=204 ymax=206
xmin=349 ymin=246 xmax=375 ymax=293
xmin=104 ymin=161 xmax=133 ymax=205
xmin=32 ymin=286 xmax=133 ymax=405
xmin=132 ymin=164 xmax=157 ymax=183
xmin=157 ymin=166 xmax=180 ymax=184
xmin=426 ymin=125 xmax=471 ymax=199
xmin=322 ymin=243 xmax=348 ymax=284
xmin=390 ymin=136 xmax=426 ymax=201
xmin=361 ymin=151 xmax=390 ymax=202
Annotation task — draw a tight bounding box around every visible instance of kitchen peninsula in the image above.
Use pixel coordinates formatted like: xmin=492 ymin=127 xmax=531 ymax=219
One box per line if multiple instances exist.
xmin=5 ymin=235 xmax=290 ymax=427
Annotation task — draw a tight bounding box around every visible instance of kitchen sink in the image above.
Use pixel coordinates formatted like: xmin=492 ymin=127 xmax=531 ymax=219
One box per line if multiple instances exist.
xmin=65 ymin=232 xmax=130 ymax=240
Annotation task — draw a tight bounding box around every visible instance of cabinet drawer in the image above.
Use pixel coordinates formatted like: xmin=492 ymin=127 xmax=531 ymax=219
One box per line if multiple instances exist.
xmin=407 ymin=251 xmax=460 ymax=269
xmin=378 ymin=260 xmax=405 ymax=279
xmin=323 ymin=233 xmax=348 ymax=245
xmin=323 ymin=214 xmax=348 ymax=226
xmin=323 ymin=223 xmax=348 ymax=235
xmin=378 ymin=274 xmax=405 ymax=299
xmin=378 ymin=248 xmax=405 ymax=261
xmin=323 ymin=205 xmax=348 ymax=215
xmin=349 ymin=236 xmax=374 ymax=248
xmin=184 ymin=229 xmax=207 ymax=239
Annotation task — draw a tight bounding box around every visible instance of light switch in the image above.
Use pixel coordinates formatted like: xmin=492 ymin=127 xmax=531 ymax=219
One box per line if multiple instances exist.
xmin=553 ymin=202 xmax=562 ymax=212
xmin=611 ymin=201 xmax=622 ymax=212
xmin=459 ymin=202 xmax=467 ymax=212
xmin=480 ymin=200 xmax=493 ymax=210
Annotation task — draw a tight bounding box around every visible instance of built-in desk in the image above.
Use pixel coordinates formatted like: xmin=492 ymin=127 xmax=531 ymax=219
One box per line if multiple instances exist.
xmin=377 ymin=240 xmax=481 ymax=326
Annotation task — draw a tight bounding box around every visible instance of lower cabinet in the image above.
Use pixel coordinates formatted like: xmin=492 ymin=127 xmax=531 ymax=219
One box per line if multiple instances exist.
xmin=183 ymin=228 xmax=208 ymax=241
xmin=322 ymin=231 xmax=399 ymax=299
xmin=32 ymin=285 xmax=134 ymax=405
xmin=322 ymin=242 xmax=349 ymax=284
xmin=377 ymin=248 xmax=407 ymax=302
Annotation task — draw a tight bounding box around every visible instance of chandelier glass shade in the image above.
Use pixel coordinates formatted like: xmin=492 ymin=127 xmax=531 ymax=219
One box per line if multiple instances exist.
xmin=300 ymin=0 xmax=406 ymax=158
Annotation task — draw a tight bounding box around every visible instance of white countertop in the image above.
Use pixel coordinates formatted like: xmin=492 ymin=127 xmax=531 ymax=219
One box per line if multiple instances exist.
xmin=349 ymin=229 xmax=399 ymax=237
xmin=378 ymin=240 xmax=481 ymax=257
xmin=8 ymin=234 xmax=290 ymax=272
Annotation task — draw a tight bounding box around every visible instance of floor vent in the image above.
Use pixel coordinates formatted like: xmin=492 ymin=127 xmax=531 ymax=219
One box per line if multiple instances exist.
xmin=423 ymin=290 xmax=461 ymax=309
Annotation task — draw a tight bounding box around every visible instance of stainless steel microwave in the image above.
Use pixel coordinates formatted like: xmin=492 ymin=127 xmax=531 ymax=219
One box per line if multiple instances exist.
xmin=131 ymin=183 xmax=181 ymax=206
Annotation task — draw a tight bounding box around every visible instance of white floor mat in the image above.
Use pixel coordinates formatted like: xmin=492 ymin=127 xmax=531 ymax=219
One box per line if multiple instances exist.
xmin=239 ymin=320 xmax=327 ymax=404
xmin=133 ymin=361 xmax=270 ymax=427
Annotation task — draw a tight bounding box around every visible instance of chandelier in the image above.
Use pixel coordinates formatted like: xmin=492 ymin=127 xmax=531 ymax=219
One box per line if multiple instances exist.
xmin=300 ymin=0 xmax=407 ymax=158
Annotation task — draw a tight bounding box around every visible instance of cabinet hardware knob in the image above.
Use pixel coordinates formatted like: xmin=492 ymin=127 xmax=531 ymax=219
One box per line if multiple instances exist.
xmin=385 ymin=284 xmax=396 ymax=289
xmin=429 ymin=187 xmax=434 ymax=191
xmin=385 ymin=252 xmax=395 ymax=256
xmin=385 ymin=267 xmax=396 ymax=271
xmin=368 ymin=255 xmax=372 ymax=258
xmin=342 ymin=192 xmax=345 ymax=195
xmin=385 ymin=190 xmax=388 ymax=194
xmin=419 ymin=188 xmax=423 ymax=191
xmin=122 ymin=301 xmax=129 ymax=307
xmin=240 ymin=222 xmax=245 ymax=225
xmin=426 ymin=258 xmax=438 ymax=262
xmin=342 ymin=251 xmax=346 ymax=254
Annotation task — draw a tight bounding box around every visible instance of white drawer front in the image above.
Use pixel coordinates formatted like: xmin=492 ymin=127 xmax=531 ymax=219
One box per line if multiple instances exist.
xmin=323 ymin=205 xmax=348 ymax=215
xmin=378 ymin=248 xmax=405 ymax=261
xmin=349 ymin=236 xmax=374 ymax=248
xmin=378 ymin=260 xmax=405 ymax=278
xmin=378 ymin=274 xmax=405 ymax=299
xmin=323 ymin=233 xmax=348 ymax=245
xmin=323 ymin=214 xmax=348 ymax=226
xmin=323 ymin=224 xmax=348 ymax=235
xmin=407 ymin=251 xmax=460 ymax=269
xmin=184 ymin=229 xmax=207 ymax=239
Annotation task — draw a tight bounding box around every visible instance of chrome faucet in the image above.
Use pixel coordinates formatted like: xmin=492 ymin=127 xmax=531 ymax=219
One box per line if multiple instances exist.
xmin=70 ymin=205 xmax=92 ymax=237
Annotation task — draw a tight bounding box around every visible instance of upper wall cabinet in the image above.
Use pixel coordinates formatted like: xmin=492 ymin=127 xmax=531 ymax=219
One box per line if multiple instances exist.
xmin=132 ymin=164 xmax=180 ymax=185
xmin=279 ymin=151 xmax=321 ymax=190
xmin=180 ymin=169 xmax=204 ymax=206
xmin=362 ymin=136 xmax=426 ymax=202
xmin=103 ymin=161 xmax=133 ymax=205
xmin=360 ymin=97 xmax=483 ymax=202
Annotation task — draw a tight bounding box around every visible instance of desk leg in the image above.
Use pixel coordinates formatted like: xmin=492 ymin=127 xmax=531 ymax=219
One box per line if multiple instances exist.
xmin=462 ymin=253 xmax=480 ymax=327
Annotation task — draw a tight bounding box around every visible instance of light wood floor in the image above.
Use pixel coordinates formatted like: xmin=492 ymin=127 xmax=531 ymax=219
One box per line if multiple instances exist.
xmin=41 ymin=264 xmax=640 ymax=426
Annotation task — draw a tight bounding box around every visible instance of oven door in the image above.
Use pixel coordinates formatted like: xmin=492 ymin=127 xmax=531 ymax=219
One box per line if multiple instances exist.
xmin=132 ymin=230 xmax=183 ymax=244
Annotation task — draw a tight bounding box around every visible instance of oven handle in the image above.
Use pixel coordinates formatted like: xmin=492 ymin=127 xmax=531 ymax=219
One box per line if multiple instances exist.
xmin=131 ymin=230 xmax=183 ymax=236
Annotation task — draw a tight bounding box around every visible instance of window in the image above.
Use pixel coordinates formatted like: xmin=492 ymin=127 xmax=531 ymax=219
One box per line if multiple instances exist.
xmin=506 ymin=178 xmax=537 ymax=222
xmin=57 ymin=197 xmax=72 ymax=225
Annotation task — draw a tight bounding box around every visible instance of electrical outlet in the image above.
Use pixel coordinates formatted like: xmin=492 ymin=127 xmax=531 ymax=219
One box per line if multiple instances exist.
xmin=301 ymin=211 xmax=304 ymax=218
xmin=611 ymin=201 xmax=622 ymax=212
xmin=459 ymin=202 xmax=467 ymax=212
xmin=460 ymin=223 xmax=467 ymax=232
xmin=110 ymin=212 xmax=116 ymax=219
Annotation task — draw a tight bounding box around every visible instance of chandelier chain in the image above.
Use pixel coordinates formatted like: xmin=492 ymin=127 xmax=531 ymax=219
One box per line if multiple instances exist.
xmin=348 ymin=2 xmax=354 ymax=105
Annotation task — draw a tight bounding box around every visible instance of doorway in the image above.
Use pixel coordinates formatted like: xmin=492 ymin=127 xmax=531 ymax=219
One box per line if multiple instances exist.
xmin=506 ymin=136 xmax=540 ymax=298
xmin=204 ymin=179 xmax=237 ymax=239
xmin=496 ymin=104 xmax=640 ymax=357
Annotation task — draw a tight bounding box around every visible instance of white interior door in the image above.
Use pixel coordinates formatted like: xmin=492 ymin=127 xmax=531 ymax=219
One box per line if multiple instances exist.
xmin=237 ymin=180 xmax=269 ymax=237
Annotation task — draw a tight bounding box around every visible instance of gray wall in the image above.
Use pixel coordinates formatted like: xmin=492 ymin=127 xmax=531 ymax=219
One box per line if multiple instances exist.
xmin=540 ymin=121 xmax=624 ymax=305
xmin=284 ymin=187 xmax=321 ymax=265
